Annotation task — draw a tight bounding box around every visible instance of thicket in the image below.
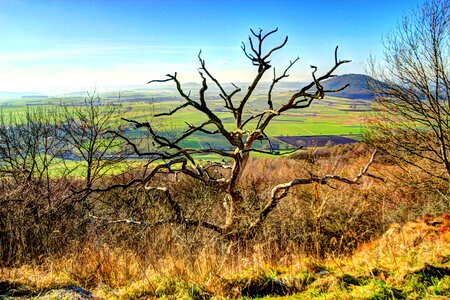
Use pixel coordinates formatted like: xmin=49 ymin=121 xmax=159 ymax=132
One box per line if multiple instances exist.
xmin=0 ymin=102 xmax=448 ymax=298
xmin=0 ymin=138 xmax=448 ymax=267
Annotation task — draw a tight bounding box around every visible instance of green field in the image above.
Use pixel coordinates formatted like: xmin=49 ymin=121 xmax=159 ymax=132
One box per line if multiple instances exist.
xmin=0 ymin=90 xmax=372 ymax=153
xmin=122 ymin=93 xmax=370 ymax=149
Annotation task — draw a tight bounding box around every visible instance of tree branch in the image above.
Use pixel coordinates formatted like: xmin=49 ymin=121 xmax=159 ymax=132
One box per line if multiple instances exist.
xmin=268 ymin=57 xmax=299 ymax=110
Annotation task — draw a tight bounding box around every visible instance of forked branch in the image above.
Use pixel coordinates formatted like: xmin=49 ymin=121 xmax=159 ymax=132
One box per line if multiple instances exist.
xmin=268 ymin=57 xmax=300 ymax=110
xmin=237 ymin=28 xmax=289 ymax=127
xmin=256 ymin=46 xmax=351 ymax=134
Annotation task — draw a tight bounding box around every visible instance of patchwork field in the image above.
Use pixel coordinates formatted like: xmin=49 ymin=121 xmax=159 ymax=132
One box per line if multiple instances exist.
xmin=0 ymin=89 xmax=372 ymax=153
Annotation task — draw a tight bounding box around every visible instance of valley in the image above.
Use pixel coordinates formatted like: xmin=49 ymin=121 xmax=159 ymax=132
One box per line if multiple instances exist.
xmin=0 ymin=74 xmax=374 ymax=154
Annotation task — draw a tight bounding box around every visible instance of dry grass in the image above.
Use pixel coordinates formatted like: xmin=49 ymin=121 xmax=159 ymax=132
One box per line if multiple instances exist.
xmin=1 ymin=216 xmax=449 ymax=299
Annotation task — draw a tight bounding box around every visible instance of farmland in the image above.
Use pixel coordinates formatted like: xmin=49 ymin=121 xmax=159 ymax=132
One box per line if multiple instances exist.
xmin=0 ymin=87 xmax=371 ymax=152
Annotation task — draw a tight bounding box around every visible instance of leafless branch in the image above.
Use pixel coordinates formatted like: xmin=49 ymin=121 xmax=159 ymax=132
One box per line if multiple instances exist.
xmin=268 ymin=57 xmax=300 ymax=109
xmin=155 ymin=102 xmax=191 ymax=117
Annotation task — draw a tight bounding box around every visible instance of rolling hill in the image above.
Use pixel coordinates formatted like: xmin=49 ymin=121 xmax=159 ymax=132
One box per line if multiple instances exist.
xmin=321 ymin=73 xmax=377 ymax=100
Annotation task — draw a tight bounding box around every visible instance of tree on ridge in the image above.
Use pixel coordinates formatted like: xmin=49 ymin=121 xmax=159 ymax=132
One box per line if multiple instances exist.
xmin=93 ymin=28 xmax=377 ymax=239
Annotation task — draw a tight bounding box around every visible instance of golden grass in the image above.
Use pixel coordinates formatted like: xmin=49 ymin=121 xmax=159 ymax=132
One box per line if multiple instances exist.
xmin=1 ymin=216 xmax=449 ymax=299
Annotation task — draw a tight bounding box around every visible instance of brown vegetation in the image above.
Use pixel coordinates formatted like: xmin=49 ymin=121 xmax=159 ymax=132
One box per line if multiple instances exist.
xmin=1 ymin=8 xmax=450 ymax=297
xmin=0 ymin=146 xmax=449 ymax=298
xmin=366 ymin=0 xmax=450 ymax=182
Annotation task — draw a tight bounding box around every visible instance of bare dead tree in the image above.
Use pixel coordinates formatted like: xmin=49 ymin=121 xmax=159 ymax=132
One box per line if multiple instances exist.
xmin=365 ymin=0 xmax=450 ymax=182
xmin=60 ymin=93 xmax=126 ymax=189
xmin=0 ymin=107 xmax=66 ymax=182
xmin=95 ymin=28 xmax=376 ymax=239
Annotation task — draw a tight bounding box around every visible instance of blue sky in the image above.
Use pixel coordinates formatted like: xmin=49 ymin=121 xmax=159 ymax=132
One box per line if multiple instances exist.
xmin=0 ymin=0 xmax=421 ymax=94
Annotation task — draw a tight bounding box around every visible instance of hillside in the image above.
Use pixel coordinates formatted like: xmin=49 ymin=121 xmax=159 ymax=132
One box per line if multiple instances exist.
xmin=321 ymin=73 xmax=377 ymax=100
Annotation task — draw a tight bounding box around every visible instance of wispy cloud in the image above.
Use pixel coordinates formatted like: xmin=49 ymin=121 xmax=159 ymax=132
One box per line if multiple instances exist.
xmin=0 ymin=44 xmax=237 ymax=63
xmin=1 ymin=47 xmax=154 ymax=63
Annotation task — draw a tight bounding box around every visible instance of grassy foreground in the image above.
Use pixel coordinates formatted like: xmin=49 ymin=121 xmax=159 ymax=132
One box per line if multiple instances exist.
xmin=1 ymin=215 xmax=449 ymax=299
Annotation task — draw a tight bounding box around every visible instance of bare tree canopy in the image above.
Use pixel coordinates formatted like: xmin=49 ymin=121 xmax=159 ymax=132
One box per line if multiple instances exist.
xmin=60 ymin=93 xmax=126 ymax=188
xmin=93 ymin=28 xmax=377 ymax=239
xmin=365 ymin=0 xmax=450 ymax=181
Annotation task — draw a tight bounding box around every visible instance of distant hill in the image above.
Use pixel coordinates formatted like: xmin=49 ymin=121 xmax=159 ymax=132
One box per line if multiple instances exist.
xmin=321 ymin=74 xmax=377 ymax=100
xmin=173 ymin=74 xmax=379 ymax=100
xmin=0 ymin=74 xmax=379 ymax=101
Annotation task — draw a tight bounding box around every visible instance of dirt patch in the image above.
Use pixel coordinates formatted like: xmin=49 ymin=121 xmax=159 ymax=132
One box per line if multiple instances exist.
xmin=0 ymin=282 xmax=94 ymax=299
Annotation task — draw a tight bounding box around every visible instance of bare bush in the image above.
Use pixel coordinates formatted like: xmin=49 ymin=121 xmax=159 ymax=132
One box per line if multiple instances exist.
xmin=0 ymin=95 xmax=127 ymax=265
xmin=60 ymin=92 xmax=126 ymax=188
xmin=365 ymin=0 xmax=450 ymax=183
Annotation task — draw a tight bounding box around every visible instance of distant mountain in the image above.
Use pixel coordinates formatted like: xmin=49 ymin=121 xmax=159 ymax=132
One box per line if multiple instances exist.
xmin=222 ymin=74 xmax=379 ymax=100
xmin=321 ymin=74 xmax=377 ymax=100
